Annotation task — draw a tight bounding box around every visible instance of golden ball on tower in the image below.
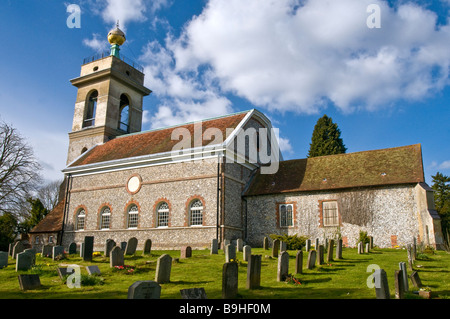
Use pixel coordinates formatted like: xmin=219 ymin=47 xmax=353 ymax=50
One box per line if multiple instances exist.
xmin=108 ymin=24 xmax=126 ymax=46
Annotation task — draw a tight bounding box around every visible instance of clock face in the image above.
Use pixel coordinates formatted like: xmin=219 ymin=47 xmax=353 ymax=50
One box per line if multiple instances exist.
xmin=127 ymin=175 xmax=141 ymax=194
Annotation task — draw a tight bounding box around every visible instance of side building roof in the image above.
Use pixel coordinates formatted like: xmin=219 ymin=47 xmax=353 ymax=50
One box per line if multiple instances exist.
xmin=244 ymin=144 xmax=425 ymax=196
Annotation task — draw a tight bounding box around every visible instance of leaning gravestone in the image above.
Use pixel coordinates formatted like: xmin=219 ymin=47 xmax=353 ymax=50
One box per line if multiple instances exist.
xmin=86 ymin=265 xmax=101 ymax=275
xmin=410 ymin=271 xmax=422 ymax=288
xmin=272 ymin=239 xmax=280 ymax=258
xmin=180 ymin=246 xmax=192 ymax=259
xmin=110 ymin=246 xmax=124 ymax=268
xmin=57 ymin=267 xmax=74 ymax=281
xmin=128 ymin=281 xmax=161 ymax=299
xmin=263 ymin=237 xmax=269 ymax=250
xmin=18 ymin=274 xmax=41 ymax=291
xmin=12 ymin=241 xmax=25 ymax=259
xmin=0 ymin=251 xmax=8 ymax=269
xmin=125 ymin=237 xmax=138 ymax=256
xmin=105 ymin=239 xmax=116 ymax=258
xmin=225 ymin=244 xmax=236 ymax=262
xmin=246 ymin=255 xmax=261 ymax=290
xmin=143 ymin=239 xmax=152 ymax=255
xmin=16 ymin=252 xmax=33 ymax=271
xmin=277 ymin=251 xmax=289 ymax=282
xmin=394 ymin=270 xmax=405 ymax=299
xmin=243 ymin=245 xmax=251 ymax=262
xmin=399 ymin=262 xmax=409 ymax=292
xmin=180 ymin=288 xmax=208 ymax=299
xmin=83 ymin=236 xmax=94 ymax=261
xmin=68 ymin=242 xmax=77 ymax=254
xmin=155 ymin=254 xmax=172 ymax=284
xmin=307 ymin=250 xmax=316 ymax=269
xmin=374 ymin=269 xmax=390 ymax=299
xmin=222 ymin=261 xmax=238 ymax=299
xmin=295 ymin=250 xmax=303 ymax=274
xmin=211 ymin=239 xmax=218 ymax=255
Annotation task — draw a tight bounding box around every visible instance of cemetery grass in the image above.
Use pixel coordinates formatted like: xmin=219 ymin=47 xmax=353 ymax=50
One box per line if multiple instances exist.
xmin=1 ymin=247 xmax=449 ymax=299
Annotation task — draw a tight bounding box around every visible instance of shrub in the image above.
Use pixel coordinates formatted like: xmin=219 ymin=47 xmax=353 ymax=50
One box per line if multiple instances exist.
xmin=358 ymin=231 xmax=370 ymax=245
xmin=269 ymin=234 xmax=308 ymax=250
xmin=80 ymin=274 xmax=104 ymax=286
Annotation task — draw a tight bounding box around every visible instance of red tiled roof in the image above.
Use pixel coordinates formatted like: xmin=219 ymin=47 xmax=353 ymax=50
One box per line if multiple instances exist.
xmin=69 ymin=111 xmax=249 ymax=167
xmin=244 ymin=144 xmax=425 ymax=196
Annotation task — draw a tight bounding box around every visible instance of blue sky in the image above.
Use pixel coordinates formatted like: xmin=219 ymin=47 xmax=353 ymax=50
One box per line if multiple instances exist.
xmin=0 ymin=0 xmax=449 ymax=185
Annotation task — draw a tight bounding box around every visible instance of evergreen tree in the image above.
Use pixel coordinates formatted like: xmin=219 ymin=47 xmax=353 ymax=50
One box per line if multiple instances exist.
xmin=0 ymin=212 xmax=18 ymax=251
xmin=431 ymin=172 xmax=450 ymax=244
xmin=307 ymin=114 xmax=347 ymax=158
xmin=17 ymin=198 xmax=49 ymax=234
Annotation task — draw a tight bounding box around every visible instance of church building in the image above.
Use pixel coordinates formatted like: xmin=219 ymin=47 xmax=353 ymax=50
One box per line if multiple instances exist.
xmin=29 ymin=26 xmax=444 ymax=252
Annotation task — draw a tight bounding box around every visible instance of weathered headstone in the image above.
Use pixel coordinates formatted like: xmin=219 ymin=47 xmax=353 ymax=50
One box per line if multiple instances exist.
xmin=120 ymin=241 xmax=127 ymax=251
xmin=24 ymin=248 xmax=36 ymax=266
xmin=211 ymin=239 xmax=218 ymax=254
xmin=277 ymin=251 xmax=289 ymax=282
xmin=12 ymin=241 xmax=24 ymax=259
xmin=180 ymin=246 xmax=192 ymax=259
xmin=406 ymin=244 xmax=414 ymax=270
xmin=18 ymin=274 xmax=41 ymax=291
xmin=68 ymin=242 xmax=77 ymax=254
xmin=236 ymin=239 xmax=244 ymax=252
xmin=243 ymin=245 xmax=251 ymax=262
xmin=110 ymin=246 xmax=124 ymax=268
xmin=79 ymin=243 xmax=84 ymax=258
xmin=369 ymin=236 xmax=374 ymax=249
xmin=410 ymin=271 xmax=422 ymax=288
xmin=155 ymin=254 xmax=172 ymax=284
xmin=222 ymin=261 xmax=238 ymax=299
xmin=307 ymin=250 xmax=316 ymax=269
xmin=83 ymin=236 xmax=94 ymax=261
xmin=0 ymin=251 xmax=8 ymax=269
xmin=42 ymin=244 xmax=53 ymax=258
xmin=399 ymin=262 xmax=409 ymax=292
xmin=336 ymin=239 xmax=343 ymax=259
xmin=272 ymin=239 xmax=280 ymax=258
xmin=52 ymin=246 xmax=65 ymax=261
xmin=394 ymin=270 xmax=405 ymax=299
xmin=315 ymin=238 xmax=319 ymax=250
xmin=246 ymin=255 xmax=261 ymax=289
xmin=317 ymin=245 xmax=324 ymax=265
xmin=305 ymin=239 xmax=311 ymax=252
xmin=374 ymin=269 xmax=390 ymax=299
xmin=128 ymin=281 xmax=161 ymax=299
xmin=280 ymin=241 xmax=287 ymax=252
xmin=327 ymin=239 xmax=334 ymax=262
xmin=412 ymin=237 xmax=417 ymax=261
xmin=225 ymin=244 xmax=236 ymax=262
xmin=16 ymin=252 xmax=33 ymax=271
xmin=104 ymin=239 xmax=116 ymax=257
xmin=86 ymin=265 xmax=101 ymax=275
xmin=8 ymin=242 xmax=14 ymax=256
xmin=223 ymin=239 xmax=230 ymax=249
xmin=125 ymin=237 xmax=138 ymax=256
xmin=57 ymin=267 xmax=74 ymax=281
xmin=263 ymin=237 xmax=269 ymax=250
xmin=180 ymin=288 xmax=208 ymax=299
xmin=143 ymin=239 xmax=152 ymax=255
xmin=358 ymin=242 xmax=363 ymax=254
xmin=365 ymin=243 xmax=370 ymax=254
xmin=295 ymin=250 xmax=303 ymax=274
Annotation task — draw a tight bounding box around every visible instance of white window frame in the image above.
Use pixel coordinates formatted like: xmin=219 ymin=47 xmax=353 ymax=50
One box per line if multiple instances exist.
xmin=127 ymin=204 xmax=139 ymax=229
xmin=76 ymin=209 xmax=85 ymax=231
xmin=100 ymin=207 xmax=111 ymax=230
xmin=189 ymin=199 xmax=203 ymax=226
xmin=157 ymin=202 xmax=170 ymax=228
xmin=323 ymin=201 xmax=339 ymax=227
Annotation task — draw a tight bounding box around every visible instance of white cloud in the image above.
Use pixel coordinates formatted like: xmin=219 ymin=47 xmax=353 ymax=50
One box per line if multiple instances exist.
xmin=100 ymin=0 xmax=148 ymax=29
xmin=164 ymin=0 xmax=450 ymax=114
xmin=82 ymin=33 xmax=108 ymax=52
xmin=278 ymin=136 xmax=293 ymax=154
xmin=439 ymin=160 xmax=450 ymax=170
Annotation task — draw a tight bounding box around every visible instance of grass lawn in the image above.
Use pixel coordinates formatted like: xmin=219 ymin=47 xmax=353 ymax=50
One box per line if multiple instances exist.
xmin=1 ymin=246 xmax=449 ymax=299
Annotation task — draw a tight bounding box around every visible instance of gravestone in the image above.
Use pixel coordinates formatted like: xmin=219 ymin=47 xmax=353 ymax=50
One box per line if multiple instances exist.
xmin=406 ymin=244 xmax=414 ymax=270
xmin=374 ymin=269 xmax=390 ymax=299
xmin=305 ymin=239 xmax=311 ymax=252
xmin=42 ymin=244 xmax=53 ymax=258
xmin=16 ymin=252 xmax=33 ymax=271
xmin=18 ymin=274 xmax=41 ymax=291
xmin=57 ymin=267 xmax=74 ymax=281
xmin=358 ymin=242 xmax=363 ymax=254
xmin=225 ymin=244 xmax=236 ymax=263
xmin=104 ymin=239 xmax=116 ymax=257
xmin=317 ymin=245 xmax=324 ymax=265
xmin=336 ymin=239 xmax=343 ymax=259
xmin=68 ymin=242 xmax=77 ymax=254
xmin=223 ymin=239 xmax=230 ymax=249
xmin=83 ymin=236 xmax=94 ymax=261
xmin=280 ymin=241 xmax=287 ymax=252
xmin=125 ymin=237 xmax=138 ymax=256
xmin=277 ymin=251 xmax=289 ymax=282
xmin=120 ymin=241 xmax=127 ymax=251
xmin=315 ymin=238 xmax=319 ymax=250
xmin=143 ymin=239 xmax=152 ymax=255
xmin=127 ymin=281 xmax=161 ymax=299
xmin=295 ymin=250 xmax=303 ymax=274
xmin=365 ymin=243 xmax=370 ymax=254
xmin=86 ymin=265 xmax=101 ymax=275
xmin=110 ymin=246 xmax=124 ymax=268
xmin=180 ymin=246 xmax=192 ymax=259
xmin=222 ymin=262 xmax=238 ymax=299
xmin=263 ymin=237 xmax=269 ymax=250
xmin=8 ymin=242 xmax=14 ymax=256
xmin=272 ymin=239 xmax=280 ymax=258
xmin=0 ymin=251 xmax=8 ymax=269
xmin=236 ymin=239 xmax=244 ymax=252
xmin=410 ymin=271 xmax=422 ymax=288
xmin=327 ymin=239 xmax=334 ymax=262
xmin=52 ymin=246 xmax=65 ymax=261
xmin=12 ymin=241 xmax=25 ymax=259
xmin=180 ymin=288 xmax=208 ymax=299
xmin=246 ymin=255 xmax=261 ymax=289
xmin=155 ymin=254 xmax=172 ymax=284
xmin=369 ymin=236 xmax=374 ymax=249
xmin=24 ymin=248 xmax=36 ymax=266
xmin=211 ymin=239 xmax=218 ymax=254
xmin=79 ymin=243 xmax=84 ymax=258
xmin=307 ymin=250 xmax=316 ymax=269
xmin=399 ymin=262 xmax=409 ymax=292
xmin=394 ymin=270 xmax=405 ymax=299
xmin=412 ymin=237 xmax=417 ymax=261
xmin=243 ymin=245 xmax=251 ymax=262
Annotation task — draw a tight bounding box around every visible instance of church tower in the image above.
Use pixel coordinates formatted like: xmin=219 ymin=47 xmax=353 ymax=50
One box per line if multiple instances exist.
xmin=67 ymin=23 xmax=151 ymax=164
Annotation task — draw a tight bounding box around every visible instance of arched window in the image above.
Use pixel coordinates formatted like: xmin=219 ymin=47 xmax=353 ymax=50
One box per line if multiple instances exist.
xmin=48 ymin=236 xmax=54 ymax=244
xmin=157 ymin=202 xmax=170 ymax=227
xmin=189 ymin=199 xmax=204 ymax=226
xmin=100 ymin=207 xmax=111 ymax=229
xmin=127 ymin=204 xmax=139 ymax=228
xmin=118 ymin=94 xmax=130 ymax=132
xmin=83 ymin=90 xmax=98 ymax=127
xmin=76 ymin=209 xmax=86 ymax=230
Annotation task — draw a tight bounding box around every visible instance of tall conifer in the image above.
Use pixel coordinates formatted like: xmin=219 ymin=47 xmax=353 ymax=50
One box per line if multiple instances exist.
xmin=307 ymin=115 xmax=347 ymax=158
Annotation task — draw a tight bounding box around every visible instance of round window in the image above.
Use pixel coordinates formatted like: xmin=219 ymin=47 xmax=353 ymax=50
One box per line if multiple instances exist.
xmin=127 ymin=175 xmax=141 ymax=194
